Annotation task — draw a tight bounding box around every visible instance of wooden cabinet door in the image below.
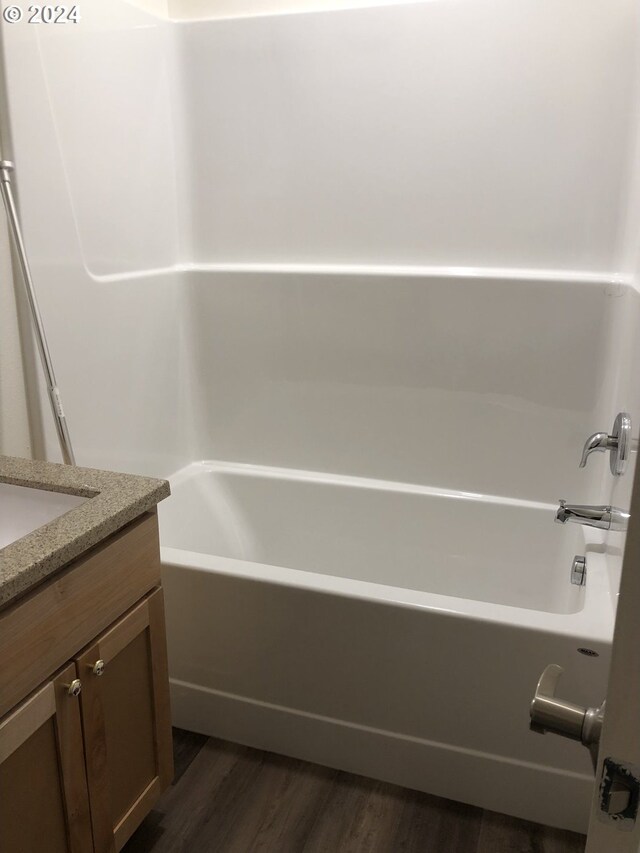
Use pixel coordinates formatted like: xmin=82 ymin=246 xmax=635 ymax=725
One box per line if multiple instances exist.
xmin=0 ymin=663 xmax=93 ymax=853
xmin=77 ymin=589 xmax=173 ymax=853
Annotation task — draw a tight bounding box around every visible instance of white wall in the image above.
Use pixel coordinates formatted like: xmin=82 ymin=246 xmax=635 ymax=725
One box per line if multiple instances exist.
xmin=175 ymin=0 xmax=637 ymax=270
xmin=169 ymin=0 xmax=427 ymax=20
xmin=31 ymin=3 xmax=180 ymax=276
xmin=182 ymin=269 xmax=615 ymax=502
xmin=0 ymin=0 xmax=191 ymax=474
xmin=129 ymin=0 xmax=169 ymax=15
xmin=0 ymin=217 xmax=31 ymax=458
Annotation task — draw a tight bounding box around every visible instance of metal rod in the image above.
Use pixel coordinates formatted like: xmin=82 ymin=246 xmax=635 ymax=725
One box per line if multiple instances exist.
xmin=0 ymin=160 xmax=76 ymax=465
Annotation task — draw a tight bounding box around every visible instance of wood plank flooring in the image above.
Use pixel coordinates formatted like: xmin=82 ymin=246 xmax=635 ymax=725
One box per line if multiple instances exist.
xmin=123 ymin=729 xmax=586 ymax=853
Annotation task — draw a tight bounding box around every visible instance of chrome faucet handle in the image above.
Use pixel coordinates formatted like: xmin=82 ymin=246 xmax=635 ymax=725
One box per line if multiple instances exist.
xmin=579 ymin=432 xmax=615 ymax=467
xmin=579 ymin=412 xmax=633 ymax=476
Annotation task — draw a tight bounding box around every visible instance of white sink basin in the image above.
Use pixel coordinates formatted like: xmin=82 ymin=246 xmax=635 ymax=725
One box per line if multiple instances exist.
xmin=0 ymin=482 xmax=88 ymax=550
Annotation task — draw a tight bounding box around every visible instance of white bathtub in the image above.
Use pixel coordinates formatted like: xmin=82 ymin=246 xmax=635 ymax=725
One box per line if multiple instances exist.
xmin=160 ymin=460 xmax=614 ymax=833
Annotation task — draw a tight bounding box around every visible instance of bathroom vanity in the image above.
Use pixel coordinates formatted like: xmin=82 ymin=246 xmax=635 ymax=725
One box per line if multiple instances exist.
xmin=0 ymin=456 xmax=172 ymax=853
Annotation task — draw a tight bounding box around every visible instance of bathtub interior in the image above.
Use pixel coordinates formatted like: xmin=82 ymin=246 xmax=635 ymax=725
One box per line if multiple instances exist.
xmin=160 ymin=462 xmax=590 ymax=614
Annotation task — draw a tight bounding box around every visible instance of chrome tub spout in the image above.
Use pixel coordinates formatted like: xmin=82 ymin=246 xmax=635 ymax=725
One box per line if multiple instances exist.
xmin=555 ymin=500 xmax=629 ymax=532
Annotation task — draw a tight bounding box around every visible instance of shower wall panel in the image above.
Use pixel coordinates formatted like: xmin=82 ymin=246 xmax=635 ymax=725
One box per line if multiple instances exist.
xmin=176 ymin=0 xmax=638 ymax=270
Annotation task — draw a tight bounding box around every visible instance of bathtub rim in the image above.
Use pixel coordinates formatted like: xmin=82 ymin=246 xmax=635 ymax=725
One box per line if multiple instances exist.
xmin=160 ymin=544 xmax=613 ymax=644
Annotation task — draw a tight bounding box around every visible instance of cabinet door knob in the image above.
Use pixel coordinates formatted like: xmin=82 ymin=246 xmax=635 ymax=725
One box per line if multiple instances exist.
xmin=92 ymin=660 xmax=105 ymax=677
xmin=66 ymin=679 xmax=82 ymax=697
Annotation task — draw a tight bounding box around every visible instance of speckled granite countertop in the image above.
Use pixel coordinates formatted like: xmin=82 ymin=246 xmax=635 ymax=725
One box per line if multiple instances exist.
xmin=0 ymin=456 xmax=170 ymax=609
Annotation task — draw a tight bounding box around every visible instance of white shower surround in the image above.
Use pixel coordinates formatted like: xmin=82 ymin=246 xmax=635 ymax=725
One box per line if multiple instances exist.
xmin=3 ymin=0 xmax=640 ymax=834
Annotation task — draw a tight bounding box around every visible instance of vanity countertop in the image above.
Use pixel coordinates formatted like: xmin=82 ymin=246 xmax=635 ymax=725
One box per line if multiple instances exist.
xmin=0 ymin=455 xmax=170 ymax=609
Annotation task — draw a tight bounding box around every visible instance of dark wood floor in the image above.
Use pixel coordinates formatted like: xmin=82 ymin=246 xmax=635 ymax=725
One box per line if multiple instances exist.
xmin=123 ymin=729 xmax=586 ymax=853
